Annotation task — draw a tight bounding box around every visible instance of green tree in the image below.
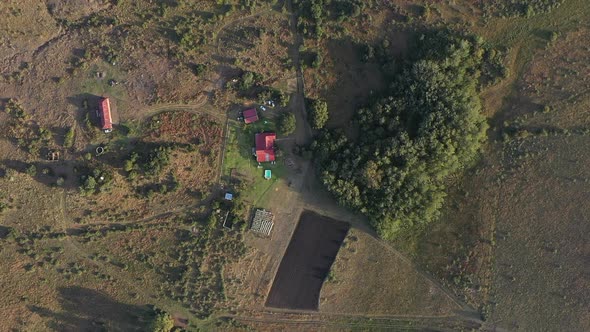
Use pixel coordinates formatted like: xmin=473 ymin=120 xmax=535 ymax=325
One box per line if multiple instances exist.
xmin=308 ymin=99 xmax=328 ymax=129
xmin=81 ymin=176 xmax=97 ymax=193
xmin=278 ymin=112 xmax=296 ymax=135
xmin=149 ymin=311 xmax=174 ymax=332
xmin=240 ymin=72 xmax=254 ymax=90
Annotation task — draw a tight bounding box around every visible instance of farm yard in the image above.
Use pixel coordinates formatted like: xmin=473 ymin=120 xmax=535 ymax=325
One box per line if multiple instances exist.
xmin=0 ymin=0 xmax=589 ymax=330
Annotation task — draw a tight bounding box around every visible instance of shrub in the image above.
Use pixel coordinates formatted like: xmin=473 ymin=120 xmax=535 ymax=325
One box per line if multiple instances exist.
xmin=240 ymin=72 xmax=254 ymax=90
xmin=312 ymin=52 xmax=323 ymax=68
xmin=25 ymin=164 xmax=37 ymax=177
xmin=64 ymin=127 xmax=75 ymax=148
xmin=190 ymin=63 xmax=207 ymax=76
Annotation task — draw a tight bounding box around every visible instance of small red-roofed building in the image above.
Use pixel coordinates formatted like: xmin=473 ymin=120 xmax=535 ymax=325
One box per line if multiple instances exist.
xmin=255 ymin=132 xmax=276 ymax=163
xmin=98 ymin=97 xmax=113 ymax=133
xmin=243 ymin=108 xmax=259 ymax=124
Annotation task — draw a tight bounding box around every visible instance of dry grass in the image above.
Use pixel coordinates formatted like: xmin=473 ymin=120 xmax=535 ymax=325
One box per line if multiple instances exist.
xmin=409 ymin=14 xmax=590 ymax=331
xmin=320 ymin=229 xmax=460 ymax=316
xmin=1 ymin=0 xmax=589 ymax=330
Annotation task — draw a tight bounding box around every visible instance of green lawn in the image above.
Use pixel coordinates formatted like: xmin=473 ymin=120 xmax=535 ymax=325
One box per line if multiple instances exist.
xmin=222 ymin=117 xmax=286 ymax=207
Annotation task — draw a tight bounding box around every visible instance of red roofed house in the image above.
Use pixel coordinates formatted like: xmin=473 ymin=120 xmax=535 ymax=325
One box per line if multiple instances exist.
xmin=98 ymin=97 xmax=113 ymax=133
xmin=243 ymin=108 xmax=259 ymax=124
xmin=255 ymin=132 xmax=276 ymax=163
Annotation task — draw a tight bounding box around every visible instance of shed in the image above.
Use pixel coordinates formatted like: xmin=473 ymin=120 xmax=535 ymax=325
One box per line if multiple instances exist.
xmin=243 ymin=108 xmax=259 ymax=124
xmin=224 ymin=193 xmax=233 ymax=201
xmin=98 ymin=97 xmax=113 ymax=133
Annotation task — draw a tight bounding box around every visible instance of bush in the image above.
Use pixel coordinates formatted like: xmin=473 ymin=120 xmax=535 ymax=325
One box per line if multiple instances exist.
xmin=190 ymin=63 xmax=207 ymax=76
xmin=278 ymin=112 xmax=296 ymax=135
xmin=64 ymin=127 xmax=75 ymax=148
xmin=308 ymin=99 xmax=329 ymax=129
xmin=25 ymin=164 xmax=37 ymax=177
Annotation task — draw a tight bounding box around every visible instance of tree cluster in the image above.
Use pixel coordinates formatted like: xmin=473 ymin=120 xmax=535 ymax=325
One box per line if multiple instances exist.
xmin=79 ymin=167 xmax=113 ymax=196
xmin=313 ymin=31 xmax=500 ymax=239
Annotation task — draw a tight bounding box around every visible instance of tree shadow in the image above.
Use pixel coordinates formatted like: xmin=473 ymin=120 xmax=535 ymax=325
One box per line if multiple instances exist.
xmin=28 ymin=286 xmax=153 ymax=331
xmin=1 ymin=159 xmax=79 ymax=190
xmin=322 ymin=37 xmax=387 ymax=131
xmin=66 ymin=93 xmax=103 ymax=133
xmin=0 ymin=225 xmax=14 ymax=239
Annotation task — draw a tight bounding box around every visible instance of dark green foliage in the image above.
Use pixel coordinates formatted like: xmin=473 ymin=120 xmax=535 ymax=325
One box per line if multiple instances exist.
xmin=25 ymin=164 xmax=37 ymax=177
xmin=294 ymin=0 xmax=365 ymax=38
xmin=241 ymin=71 xmax=263 ymax=91
xmin=314 ymin=31 xmax=498 ymax=239
xmin=481 ymin=47 xmax=509 ymax=86
xmin=278 ymin=112 xmax=296 ymax=135
xmin=190 ymin=63 xmax=207 ymax=76
xmin=257 ymin=88 xmax=290 ymax=107
xmin=143 ymin=146 xmax=172 ymax=176
xmin=79 ymin=167 xmax=113 ymax=195
xmin=124 ymin=144 xmax=173 ymax=177
xmin=308 ymin=99 xmax=329 ymax=129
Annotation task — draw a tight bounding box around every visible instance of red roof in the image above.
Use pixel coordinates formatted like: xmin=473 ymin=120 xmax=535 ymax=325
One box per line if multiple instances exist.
xmin=99 ymin=97 xmax=112 ymax=131
xmin=255 ymin=132 xmax=276 ymax=162
xmin=243 ymin=108 xmax=259 ymax=124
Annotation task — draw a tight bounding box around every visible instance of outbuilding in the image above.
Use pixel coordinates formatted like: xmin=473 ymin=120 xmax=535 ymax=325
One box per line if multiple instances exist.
xmin=98 ymin=97 xmax=113 ymax=133
xmin=243 ymin=108 xmax=259 ymax=124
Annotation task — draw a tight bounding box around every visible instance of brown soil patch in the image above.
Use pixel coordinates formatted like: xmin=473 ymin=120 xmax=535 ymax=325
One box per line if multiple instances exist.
xmin=265 ymin=210 xmax=350 ymax=310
